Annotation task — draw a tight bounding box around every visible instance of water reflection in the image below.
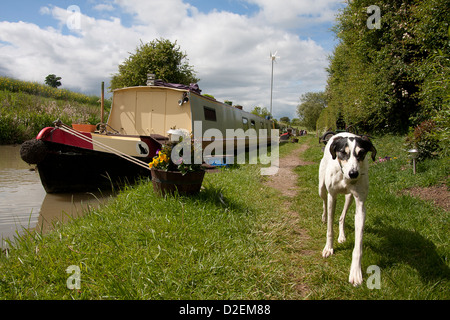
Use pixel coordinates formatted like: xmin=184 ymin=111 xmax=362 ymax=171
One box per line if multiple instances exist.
xmin=0 ymin=145 xmax=44 ymax=244
xmin=0 ymin=145 xmax=113 ymax=247
xmin=35 ymin=191 xmax=113 ymax=234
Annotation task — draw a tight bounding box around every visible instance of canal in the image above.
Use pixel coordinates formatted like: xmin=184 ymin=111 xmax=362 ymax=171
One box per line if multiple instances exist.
xmin=0 ymin=145 xmax=112 ymax=247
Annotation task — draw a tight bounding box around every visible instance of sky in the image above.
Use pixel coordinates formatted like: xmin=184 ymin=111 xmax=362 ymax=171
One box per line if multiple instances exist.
xmin=0 ymin=0 xmax=346 ymax=120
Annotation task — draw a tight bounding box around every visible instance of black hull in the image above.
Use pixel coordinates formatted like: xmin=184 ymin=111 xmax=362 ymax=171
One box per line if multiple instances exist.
xmin=37 ymin=142 xmax=152 ymax=193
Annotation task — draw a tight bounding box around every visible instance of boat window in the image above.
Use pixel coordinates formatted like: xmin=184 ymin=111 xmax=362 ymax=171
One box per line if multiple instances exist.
xmin=204 ymin=106 xmax=217 ymax=121
xmin=250 ymin=120 xmax=256 ymax=127
xmin=242 ymin=117 xmax=249 ymax=129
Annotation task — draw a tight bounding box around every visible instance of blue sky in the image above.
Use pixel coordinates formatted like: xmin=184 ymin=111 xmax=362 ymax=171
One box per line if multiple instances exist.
xmin=0 ymin=0 xmax=345 ymax=120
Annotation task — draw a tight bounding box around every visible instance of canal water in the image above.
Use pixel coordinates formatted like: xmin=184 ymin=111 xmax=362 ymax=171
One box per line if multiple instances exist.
xmin=0 ymin=145 xmax=112 ymax=247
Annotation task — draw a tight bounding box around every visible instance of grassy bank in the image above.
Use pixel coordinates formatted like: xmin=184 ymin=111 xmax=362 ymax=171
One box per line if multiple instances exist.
xmin=0 ymin=164 xmax=296 ymax=299
xmin=0 ymin=135 xmax=448 ymax=299
xmin=290 ymin=135 xmax=449 ymax=299
xmin=0 ymin=77 xmax=108 ymax=144
xmin=0 ymin=76 xmax=104 ymax=106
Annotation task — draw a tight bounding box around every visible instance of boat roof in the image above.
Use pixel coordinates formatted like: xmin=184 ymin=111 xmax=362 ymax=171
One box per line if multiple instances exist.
xmin=112 ymin=81 xmax=272 ymax=121
xmin=113 ymin=80 xmax=201 ymax=94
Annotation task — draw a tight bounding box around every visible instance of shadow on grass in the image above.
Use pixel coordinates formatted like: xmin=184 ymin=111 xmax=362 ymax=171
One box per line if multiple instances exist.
xmin=366 ymin=223 xmax=450 ymax=283
xmin=167 ymin=181 xmax=252 ymax=216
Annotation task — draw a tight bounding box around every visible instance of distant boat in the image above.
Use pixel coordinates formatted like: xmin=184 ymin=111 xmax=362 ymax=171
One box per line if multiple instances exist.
xmin=20 ymin=81 xmax=272 ymax=193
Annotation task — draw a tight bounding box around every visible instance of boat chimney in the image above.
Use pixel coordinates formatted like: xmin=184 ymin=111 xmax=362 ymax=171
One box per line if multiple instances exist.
xmin=147 ymin=73 xmax=155 ymax=86
xmin=100 ymin=81 xmax=105 ymax=123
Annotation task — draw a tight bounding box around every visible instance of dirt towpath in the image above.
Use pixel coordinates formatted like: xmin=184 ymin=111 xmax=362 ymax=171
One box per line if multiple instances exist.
xmin=264 ymin=142 xmax=315 ymax=297
xmin=264 ymin=143 xmax=314 ymax=197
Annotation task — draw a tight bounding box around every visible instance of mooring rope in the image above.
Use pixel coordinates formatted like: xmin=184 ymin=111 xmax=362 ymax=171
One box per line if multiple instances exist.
xmin=55 ymin=122 xmax=151 ymax=171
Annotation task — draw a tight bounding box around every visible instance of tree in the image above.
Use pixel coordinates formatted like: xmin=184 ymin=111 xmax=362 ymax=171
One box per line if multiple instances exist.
xmin=251 ymin=106 xmax=270 ymax=118
xmin=110 ymin=38 xmax=199 ymax=90
xmin=280 ymin=116 xmax=290 ymax=124
xmin=291 ymin=118 xmax=301 ymax=127
xmin=45 ymin=74 xmax=62 ymax=88
xmin=326 ymin=0 xmax=450 ymax=133
xmin=297 ymin=92 xmax=327 ymax=130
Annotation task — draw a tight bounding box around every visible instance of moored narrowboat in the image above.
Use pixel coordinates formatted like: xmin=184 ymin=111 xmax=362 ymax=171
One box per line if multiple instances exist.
xmin=20 ymin=81 xmax=272 ymax=193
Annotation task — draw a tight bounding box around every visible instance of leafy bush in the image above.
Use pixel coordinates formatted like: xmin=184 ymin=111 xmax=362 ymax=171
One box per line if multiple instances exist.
xmin=316 ymin=106 xmax=337 ymax=135
xmin=326 ymin=0 xmax=450 ymax=134
xmin=297 ymin=91 xmax=326 ymax=131
xmin=405 ymin=120 xmax=441 ymax=160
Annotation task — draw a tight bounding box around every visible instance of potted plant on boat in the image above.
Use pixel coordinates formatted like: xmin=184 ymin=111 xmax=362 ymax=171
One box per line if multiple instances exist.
xmin=148 ymin=130 xmax=205 ymax=196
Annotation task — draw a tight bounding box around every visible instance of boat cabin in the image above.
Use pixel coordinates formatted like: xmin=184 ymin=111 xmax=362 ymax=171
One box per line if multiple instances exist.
xmin=107 ymin=85 xmax=272 ymax=141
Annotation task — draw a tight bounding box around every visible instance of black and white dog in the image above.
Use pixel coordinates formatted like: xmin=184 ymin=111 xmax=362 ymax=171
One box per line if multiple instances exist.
xmin=319 ymin=132 xmax=377 ymax=286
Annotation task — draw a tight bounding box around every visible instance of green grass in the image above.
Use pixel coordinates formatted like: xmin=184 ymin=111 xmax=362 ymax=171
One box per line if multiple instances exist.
xmin=0 ymin=165 xmax=295 ymax=299
xmin=290 ymin=134 xmax=449 ymax=299
xmin=0 ymin=76 xmax=106 ymax=106
xmin=0 ymin=134 xmax=448 ymax=299
xmin=0 ymin=76 xmax=110 ymax=144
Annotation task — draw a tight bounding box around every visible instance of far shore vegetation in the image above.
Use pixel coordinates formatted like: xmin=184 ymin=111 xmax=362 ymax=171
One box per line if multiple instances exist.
xmin=0 ymin=76 xmax=110 ymax=144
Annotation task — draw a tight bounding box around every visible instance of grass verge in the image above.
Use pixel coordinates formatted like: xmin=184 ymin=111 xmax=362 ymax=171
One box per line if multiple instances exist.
xmin=0 ymin=134 xmax=448 ymax=299
xmin=0 ymin=161 xmax=298 ymax=299
xmin=290 ymin=134 xmax=449 ymax=299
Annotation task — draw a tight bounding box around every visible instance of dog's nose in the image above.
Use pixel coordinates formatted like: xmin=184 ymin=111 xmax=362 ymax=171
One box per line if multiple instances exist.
xmin=349 ymin=170 xmax=359 ymax=179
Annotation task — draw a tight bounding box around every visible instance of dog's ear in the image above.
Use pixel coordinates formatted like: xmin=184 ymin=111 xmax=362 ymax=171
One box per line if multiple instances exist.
xmin=329 ymin=136 xmax=344 ymax=160
xmin=361 ymin=136 xmax=377 ymax=161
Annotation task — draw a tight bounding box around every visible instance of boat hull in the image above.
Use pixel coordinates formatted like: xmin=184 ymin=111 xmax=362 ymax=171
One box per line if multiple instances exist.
xmin=21 ymin=127 xmax=163 ymax=193
xmin=36 ymin=141 xmax=152 ymax=193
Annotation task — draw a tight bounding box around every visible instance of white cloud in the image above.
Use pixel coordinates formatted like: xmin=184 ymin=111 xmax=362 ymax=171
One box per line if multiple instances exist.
xmin=167 ymin=8 xmax=329 ymax=118
xmin=0 ymin=0 xmax=339 ymax=120
xmin=93 ymin=4 xmax=115 ymax=12
xmin=0 ymin=6 xmax=142 ymax=93
xmin=248 ymin=0 xmax=343 ymax=27
xmin=115 ymin=0 xmax=196 ymax=34
xmin=39 ymin=6 xmax=51 ymax=15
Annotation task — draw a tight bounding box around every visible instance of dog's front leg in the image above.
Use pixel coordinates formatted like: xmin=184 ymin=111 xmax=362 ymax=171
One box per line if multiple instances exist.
xmin=320 ymin=190 xmax=327 ymax=223
xmin=322 ymin=193 xmax=336 ymax=258
xmin=338 ymin=194 xmax=353 ymax=243
xmin=348 ymin=199 xmax=366 ymax=286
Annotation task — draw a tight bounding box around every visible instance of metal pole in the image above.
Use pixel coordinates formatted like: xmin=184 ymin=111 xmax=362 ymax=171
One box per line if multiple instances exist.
xmin=270 ymin=58 xmax=275 ymax=129
xmin=101 ymin=81 xmax=105 ymax=123
xmin=270 ymin=58 xmax=274 ymax=117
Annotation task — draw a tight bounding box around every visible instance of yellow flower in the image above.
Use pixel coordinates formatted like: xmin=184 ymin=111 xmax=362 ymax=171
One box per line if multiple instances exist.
xmin=149 ymin=157 xmax=159 ymax=168
xmin=159 ymin=153 xmax=168 ymax=162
